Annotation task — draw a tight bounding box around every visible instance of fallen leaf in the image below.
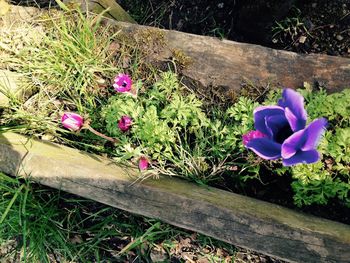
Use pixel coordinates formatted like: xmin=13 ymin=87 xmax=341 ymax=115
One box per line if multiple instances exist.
xmin=150 ymin=247 xmax=168 ymax=262
xmin=299 ymin=35 xmax=307 ymax=44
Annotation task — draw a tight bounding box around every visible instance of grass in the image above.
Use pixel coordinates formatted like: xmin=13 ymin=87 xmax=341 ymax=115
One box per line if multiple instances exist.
xmin=0 ymin=9 xmax=244 ymax=260
xmin=0 ymin=172 xmax=237 ymax=262
xmin=1 ymin=4 xmax=152 ymax=147
xmin=1 ymin=2 xmax=349 ymax=261
xmin=0 ymin=6 xmax=240 ymax=261
xmin=271 ymin=7 xmax=311 ymax=46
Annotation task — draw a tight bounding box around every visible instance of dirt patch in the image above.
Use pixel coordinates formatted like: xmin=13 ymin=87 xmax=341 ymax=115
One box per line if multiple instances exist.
xmin=272 ymin=0 xmax=350 ymax=56
xmin=10 ymin=0 xmax=349 ymax=57
xmin=118 ymin=0 xmax=350 ymax=57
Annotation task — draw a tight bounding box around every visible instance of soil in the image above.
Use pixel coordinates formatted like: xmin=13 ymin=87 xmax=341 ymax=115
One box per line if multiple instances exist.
xmin=118 ymin=0 xmax=350 ymax=57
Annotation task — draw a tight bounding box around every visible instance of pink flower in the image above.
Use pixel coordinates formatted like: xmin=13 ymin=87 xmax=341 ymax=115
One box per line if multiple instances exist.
xmin=118 ymin=115 xmax=132 ymax=132
xmin=113 ymin=73 xmax=132 ymax=93
xmin=242 ymin=130 xmax=267 ymax=146
xmin=61 ymin=112 xmax=84 ymax=131
xmin=139 ymin=156 xmax=149 ymax=171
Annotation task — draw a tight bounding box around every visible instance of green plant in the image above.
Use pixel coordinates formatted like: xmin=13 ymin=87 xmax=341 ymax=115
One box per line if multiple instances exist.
xmin=287 ymin=87 xmax=350 ymax=207
xmin=302 ymin=88 xmax=350 ymax=128
xmin=0 ymin=172 xmax=237 ymax=261
xmin=291 ymin=163 xmax=350 ymax=207
xmin=1 ymin=3 xmax=349 ymax=213
xmin=272 ymin=8 xmax=310 ymax=44
xmin=102 ymin=71 xmax=269 ymax=184
xmin=327 ymin=128 xmax=350 ymax=165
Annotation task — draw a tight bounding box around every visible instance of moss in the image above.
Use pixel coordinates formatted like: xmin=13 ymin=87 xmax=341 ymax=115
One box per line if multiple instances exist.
xmin=239 ymin=78 xmax=277 ymax=103
xmin=133 ymin=28 xmax=166 ymax=54
xmin=171 ymin=48 xmax=192 ymax=69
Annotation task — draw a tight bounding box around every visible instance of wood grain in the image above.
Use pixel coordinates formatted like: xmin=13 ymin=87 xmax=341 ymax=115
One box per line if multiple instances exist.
xmin=1 ymin=132 xmax=349 ymax=263
xmin=112 ymin=21 xmax=350 ymax=93
xmin=2 ymin=5 xmax=350 ymax=94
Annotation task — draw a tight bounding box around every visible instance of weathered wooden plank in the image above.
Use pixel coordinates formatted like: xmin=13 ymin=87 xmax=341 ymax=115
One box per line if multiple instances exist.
xmin=112 ymin=21 xmax=350 ymax=93
xmin=69 ymin=0 xmax=136 ymax=23
xmin=1 ymin=131 xmax=349 ymax=263
xmin=2 ymin=5 xmax=350 ymax=94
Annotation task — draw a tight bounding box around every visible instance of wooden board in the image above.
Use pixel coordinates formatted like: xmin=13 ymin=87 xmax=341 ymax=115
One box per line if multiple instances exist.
xmin=111 ymin=21 xmax=350 ymax=93
xmin=1 ymin=5 xmax=350 ymax=94
xmin=1 ymin=132 xmax=350 ymax=263
xmin=1 ymin=5 xmax=350 ymax=262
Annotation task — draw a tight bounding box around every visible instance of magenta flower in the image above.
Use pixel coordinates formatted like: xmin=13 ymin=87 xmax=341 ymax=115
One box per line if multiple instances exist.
xmin=139 ymin=156 xmax=149 ymax=171
xmin=61 ymin=112 xmax=84 ymax=131
xmin=244 ymin=89 xmax=327 ymax=166
xmin=242 ymin=130 xmax=267 ymax=146
xmin=113 ymin=73 xmax=132 ymax=93
xmin=118 ymin=115 xmax=132 ymax=132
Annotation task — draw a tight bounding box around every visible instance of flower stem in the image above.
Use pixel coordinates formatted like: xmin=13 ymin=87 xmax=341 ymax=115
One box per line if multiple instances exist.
xmin=84 ymin=124 xmax=118 ymax=144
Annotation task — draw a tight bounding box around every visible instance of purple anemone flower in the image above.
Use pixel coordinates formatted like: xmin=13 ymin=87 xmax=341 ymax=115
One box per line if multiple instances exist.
xmin=113 ymin=73 xmax=132 ymax=93
xmin=118 ymin=115 xmax=132 ymax=132
xmin=243 ymin=88 xmax=327 ymax=166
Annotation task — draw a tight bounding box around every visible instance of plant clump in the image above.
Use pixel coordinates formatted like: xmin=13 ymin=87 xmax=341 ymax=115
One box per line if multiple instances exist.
xmin=1 ymin=6 xmax=349 ymax=213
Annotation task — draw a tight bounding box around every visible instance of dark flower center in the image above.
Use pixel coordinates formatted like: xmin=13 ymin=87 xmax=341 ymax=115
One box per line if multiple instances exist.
xmin=122 ymin=81 xmax=127 ymax=87
xmin=274 ymin=124 xmax=293 ymax=144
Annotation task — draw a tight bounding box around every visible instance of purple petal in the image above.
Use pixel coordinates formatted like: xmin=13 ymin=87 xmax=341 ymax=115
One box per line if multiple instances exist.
xmin=281 ymin=129 xmax=307 ymax=159
xmin=265 ymin=114 xmax=290 ymax=141
xmin=282 ymin=150 xmax=320 ymax=166
xmin=115 ymin=86 xmax=131 ymax=93
xmin=301 ymin=118 xmax=328 ymax=151
xmin=285 ymin=107 xmax=304 ymax=132
xmin=278 ymin=89 xmax=307 ymax=131
xmin=246 ymin=138 xmax=281 ymax=160
xmin=118 ymin=115 xmax=132 ymax=132
xmin=254 ymin=106 xmax=285 ymax=137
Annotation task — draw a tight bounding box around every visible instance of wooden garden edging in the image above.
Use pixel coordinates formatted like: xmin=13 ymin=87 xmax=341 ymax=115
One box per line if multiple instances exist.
xmin=2 ymin=5 xmax=350 ymax=262
xmin=69 ymin=0 xmax=350 ymax=92
xmin=108 ymin=23 xmax=350 ymax=93
xmin=2 ymin=5 xmax=350 ymax=95
xmin=1 ymin=132 xmax=350 ymax=263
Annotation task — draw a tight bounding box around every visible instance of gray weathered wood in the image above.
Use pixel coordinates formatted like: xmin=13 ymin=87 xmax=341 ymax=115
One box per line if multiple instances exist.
xmin=1 ymin=6 xmax=350 ymax=262
xmin=106 ymin=21 xmax=350 ymax=93
xmin=1 ymin=132 xmax=349 ymax=263
xmin=2 ymin=5 xmax=350 ymax=95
